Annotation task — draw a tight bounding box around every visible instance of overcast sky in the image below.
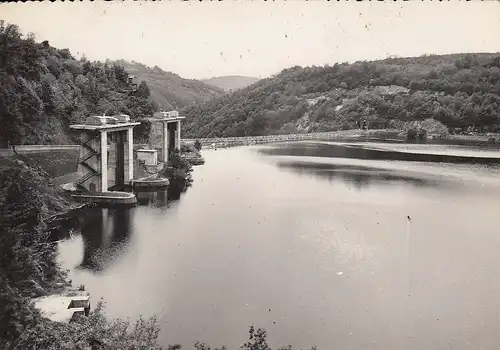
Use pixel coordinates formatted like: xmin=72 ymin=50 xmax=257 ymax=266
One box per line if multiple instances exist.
xmin=2 ymin=1 xmax=500 ymax=80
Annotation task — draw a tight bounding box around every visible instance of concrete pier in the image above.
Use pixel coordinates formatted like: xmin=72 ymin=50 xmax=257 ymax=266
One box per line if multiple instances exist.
xmin=146 ymin=111 xmax=185 ymax=163
xmin=70 ymin=115 xmax=140 ymax=192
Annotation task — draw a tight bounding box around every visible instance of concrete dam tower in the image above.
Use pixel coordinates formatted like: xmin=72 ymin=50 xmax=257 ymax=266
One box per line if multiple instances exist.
xmin=145 ymin=110 xmax=185 ymax=164
xmin=70 ymin=115 xmax=140 ymax=192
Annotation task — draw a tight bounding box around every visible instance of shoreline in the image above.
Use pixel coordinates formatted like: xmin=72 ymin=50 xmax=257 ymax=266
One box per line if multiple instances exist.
xmin=185 ymin=129 xmax=500 ymax=149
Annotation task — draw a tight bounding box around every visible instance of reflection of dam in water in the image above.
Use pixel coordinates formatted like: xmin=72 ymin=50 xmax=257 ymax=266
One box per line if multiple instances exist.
xmin=65 ymin=189 xmax=176 ymax=273
xmin=78 ymin=207 xmax=133 ymax=272
xmin=135 ymin=190 xmax=169 ymax=206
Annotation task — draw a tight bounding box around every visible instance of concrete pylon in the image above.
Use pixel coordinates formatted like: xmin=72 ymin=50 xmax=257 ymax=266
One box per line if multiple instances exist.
xmin=70 ymin=115 xmax=140 ymax=192
xmin=147 ymin=111 xmax=185 ymax=164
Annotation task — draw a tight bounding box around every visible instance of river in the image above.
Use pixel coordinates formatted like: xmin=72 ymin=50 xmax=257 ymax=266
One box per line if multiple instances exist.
xmin=58 ymin=140 xmax=500 ymax=350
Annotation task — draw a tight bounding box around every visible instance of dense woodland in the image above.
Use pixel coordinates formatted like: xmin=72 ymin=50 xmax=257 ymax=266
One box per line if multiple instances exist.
xmin=182 ymin=53 xmax=500 ymax=138
xmin=0 ymin=21 xmax=157 ymax=147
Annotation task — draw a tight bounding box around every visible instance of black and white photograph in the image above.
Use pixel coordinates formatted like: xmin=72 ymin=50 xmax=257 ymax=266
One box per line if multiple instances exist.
xmin=1 ymin=1 xmax=500 ymax=349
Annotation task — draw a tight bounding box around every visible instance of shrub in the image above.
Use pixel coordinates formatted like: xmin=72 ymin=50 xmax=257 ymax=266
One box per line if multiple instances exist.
xmin=406 ymin=128 xmax=418 ymax=141
xmin=160 ymin=148 xmax=193 ymax=192
xmin=194 ymin=140 xmax=202 ymax=151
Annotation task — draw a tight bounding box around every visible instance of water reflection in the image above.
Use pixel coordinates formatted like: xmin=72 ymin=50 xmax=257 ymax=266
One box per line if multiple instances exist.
xmin=76 ymin=207 xmax=133 ymax=272
xmin=135 ymin=187 xmax=184 ymax=206
xmin=135 ymin=190 xmax=169 ymax=207
xmin=276 ymin=161 xmax=447 ymax=190
xmin=58 ymin=189 xmax=181 ymax=274
xmin=260 ymin=142 xmax=500 ymax=165
xmin=58 ymin=143 xmax=500 ymax=350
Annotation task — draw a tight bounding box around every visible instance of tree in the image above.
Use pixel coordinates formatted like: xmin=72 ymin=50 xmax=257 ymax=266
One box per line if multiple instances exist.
xmin=160 ymin=148 xmax=193 ymax=194
xmin=137 ymin=80 xmax=151 ymax=99
xmin=0 ymin=21 xmax=157 ymax=144
xmin=194 ymin=140 xmax=202 ymax=151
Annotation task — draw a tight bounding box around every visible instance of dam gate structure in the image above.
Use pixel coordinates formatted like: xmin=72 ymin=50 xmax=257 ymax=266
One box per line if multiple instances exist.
xmin=70 ymin=115 xmax=140 ymax=192
xmin=145 ymin=110 xmax=184 ymax=164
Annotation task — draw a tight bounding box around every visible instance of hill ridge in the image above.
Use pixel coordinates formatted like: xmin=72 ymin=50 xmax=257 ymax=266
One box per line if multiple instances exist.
xmin=112 ymin=59 xmax=224 ymax=110
xmin=183 ymin=52 xmax=500 ymax=138
xmin=202 ymin=75 xmax=261 ymax=92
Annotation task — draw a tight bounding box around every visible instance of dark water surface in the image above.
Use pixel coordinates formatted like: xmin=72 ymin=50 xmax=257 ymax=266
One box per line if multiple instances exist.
xmin=58 ymin=141 xmax=500 ymax=350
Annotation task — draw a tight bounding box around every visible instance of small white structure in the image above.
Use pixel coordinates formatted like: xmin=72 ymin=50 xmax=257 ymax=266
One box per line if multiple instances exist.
xmin=136 ymin=149 xmax=158 ymax=166
xmin=33 ymin=291 xmax=91 ymax=324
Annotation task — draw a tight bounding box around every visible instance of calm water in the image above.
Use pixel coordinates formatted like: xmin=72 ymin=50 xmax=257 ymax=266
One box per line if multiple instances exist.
xmin=58 ymin=141 xmax=500 ymax=350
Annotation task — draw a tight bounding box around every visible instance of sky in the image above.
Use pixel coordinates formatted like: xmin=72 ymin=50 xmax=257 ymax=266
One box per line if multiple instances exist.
xmin=2 ymin=1 xmax=500 ymax=80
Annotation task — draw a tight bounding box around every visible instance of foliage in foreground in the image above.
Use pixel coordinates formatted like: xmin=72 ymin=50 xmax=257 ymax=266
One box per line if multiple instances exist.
xmin=10 ymin=305 xmax=317 ymax=350
xmin=0 ymin=159 xmax=167 ymax=349
xmin=7 ymin=301 xmax=163 ymax=350
xmin=0 ymin=159 xmax=70 ymax=345
xmin=192 ymin=326 xmax=317 ymax=350
xmin=0 ymin=157 xmax=316 ymax=350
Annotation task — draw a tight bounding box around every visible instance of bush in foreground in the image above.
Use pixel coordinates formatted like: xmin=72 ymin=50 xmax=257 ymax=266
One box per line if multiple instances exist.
xmin=8 ymin=302 xmax=317 ymax=350
xmin=0 ymin=158 xmax=316 ymax=350
xmin=190 ymin=326 xmax=317 ymax=350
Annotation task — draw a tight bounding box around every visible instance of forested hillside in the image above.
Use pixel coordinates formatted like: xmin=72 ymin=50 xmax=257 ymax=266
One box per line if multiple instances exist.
xmin=0 ymin=21 xmax=156 ymax=147
xmin=202 ymin=75 xmax=261 ymax=92
xmin=114 ymin=59 xmax=224 ymax=110
xmin=182 ymin=53 xmax=500 ymax=138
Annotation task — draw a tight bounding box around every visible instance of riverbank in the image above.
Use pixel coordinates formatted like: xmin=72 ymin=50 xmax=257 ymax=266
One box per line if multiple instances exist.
xmin=2 ymin=128 xmax=498 ymax=183
xmin=57 ymin=141 xmax=500 ymax=350
xmin=0 ymin=153 xmax=313 ymax=349
xmin=0 ymin=154 xmax=169 ymax=349
xmin=186 ymin=129 xmax=500 ymax=150
xmin=4 ymin=131 xmax=500 ymax=349
xmin=184 ymin=129 xmax=401 ymax=149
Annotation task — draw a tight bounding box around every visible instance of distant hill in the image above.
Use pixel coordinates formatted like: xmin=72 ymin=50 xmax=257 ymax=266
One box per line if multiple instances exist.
xmin=113 ymin=60 xmax=224 ymax=110
xmin=202 ymin=75 xmax=261 ymax=92
xmin=182 ymin=53 xmax=500 ymax=138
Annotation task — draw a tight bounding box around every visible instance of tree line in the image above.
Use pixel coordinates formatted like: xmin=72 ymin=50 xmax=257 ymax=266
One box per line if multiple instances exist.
xmin=0 ymin=21 xmax=156 ymax=147
xmin=181 ymin=53 xmax=500 ymax=138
